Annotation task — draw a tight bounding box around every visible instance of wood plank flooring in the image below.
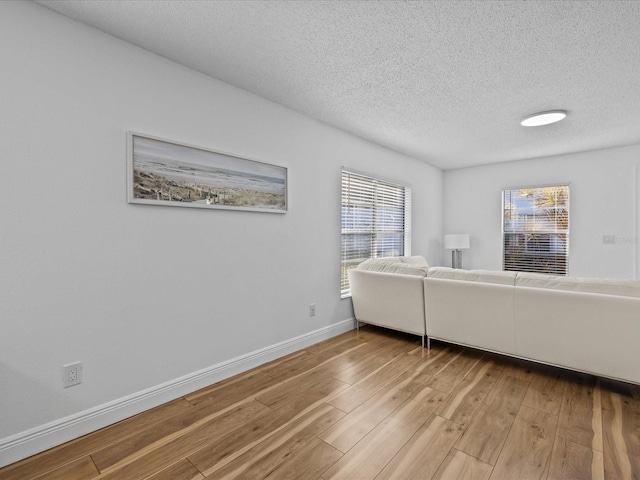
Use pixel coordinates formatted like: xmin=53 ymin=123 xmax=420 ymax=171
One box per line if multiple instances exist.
xmin=2 ymin=325 xmax=640 ymax=480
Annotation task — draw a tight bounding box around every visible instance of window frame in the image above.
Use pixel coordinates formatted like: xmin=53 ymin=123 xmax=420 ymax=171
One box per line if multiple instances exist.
xmin=502 ymin=183 xmax=570 ymax=275
xmin=341 ymin=168 xmax=411 ymax=298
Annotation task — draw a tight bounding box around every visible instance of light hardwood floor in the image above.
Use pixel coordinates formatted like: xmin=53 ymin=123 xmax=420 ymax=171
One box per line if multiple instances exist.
xmin=2 ymin=325 xmax=639 ymax=480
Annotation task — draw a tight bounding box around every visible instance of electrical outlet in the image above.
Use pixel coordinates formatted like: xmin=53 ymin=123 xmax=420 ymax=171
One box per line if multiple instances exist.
xmin=63 ymin=362 xmax=83 ymax=388
xmin=309 ymin=303 xmax=316 ymax=317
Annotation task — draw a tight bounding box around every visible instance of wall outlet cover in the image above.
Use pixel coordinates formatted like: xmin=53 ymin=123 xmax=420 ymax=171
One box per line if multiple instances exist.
xmin=63 ymin=362 xmax=83 ymax=388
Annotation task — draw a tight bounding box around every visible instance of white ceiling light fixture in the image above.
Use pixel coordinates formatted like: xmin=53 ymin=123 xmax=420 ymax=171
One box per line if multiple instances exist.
xmin=520 ymin=110 xmax=567 ymax=127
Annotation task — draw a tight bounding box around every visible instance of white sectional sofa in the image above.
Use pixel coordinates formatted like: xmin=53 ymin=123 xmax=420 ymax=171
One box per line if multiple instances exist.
xmin=349 ymin=257 xmax=640 ymax=384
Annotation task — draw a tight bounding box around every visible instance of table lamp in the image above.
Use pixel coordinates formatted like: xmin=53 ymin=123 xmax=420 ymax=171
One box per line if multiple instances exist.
xmin=444 ymin=234 xmax=470 ymax=269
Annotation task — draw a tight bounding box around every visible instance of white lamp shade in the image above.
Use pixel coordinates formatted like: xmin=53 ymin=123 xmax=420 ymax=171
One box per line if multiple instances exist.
xmin=444 ymin=234 xmax=470 ymax=250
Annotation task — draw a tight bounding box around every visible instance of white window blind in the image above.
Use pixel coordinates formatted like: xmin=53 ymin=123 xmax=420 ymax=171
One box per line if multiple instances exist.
xmin=341 ymin=169 xmax=411 ymax=296
xmin=503 ymin=185 xmax=569 ymax=275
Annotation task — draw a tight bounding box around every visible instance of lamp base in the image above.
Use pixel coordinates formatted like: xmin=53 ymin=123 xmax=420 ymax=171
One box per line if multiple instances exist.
xmin=451 ymin=250 xmax=463 ymax=269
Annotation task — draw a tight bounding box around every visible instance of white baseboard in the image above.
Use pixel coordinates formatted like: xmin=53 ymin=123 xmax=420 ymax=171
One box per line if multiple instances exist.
xmin=0 ymin=318 xmax=355 ymax=468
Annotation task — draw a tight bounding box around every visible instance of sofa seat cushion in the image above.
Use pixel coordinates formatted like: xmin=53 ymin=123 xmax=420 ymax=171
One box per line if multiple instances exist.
xmin=515 ymin=272 xmax=640 ymax=298
xmin=357 ymin=257 xmax=429 ymax=277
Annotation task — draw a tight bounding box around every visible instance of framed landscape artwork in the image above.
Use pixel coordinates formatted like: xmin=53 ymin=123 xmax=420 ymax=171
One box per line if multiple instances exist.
xmin=127 ymin=132 xmax=287 ymax=213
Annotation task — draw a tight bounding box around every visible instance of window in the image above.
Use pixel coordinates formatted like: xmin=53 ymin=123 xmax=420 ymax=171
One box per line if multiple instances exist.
xmin=503 ymin=185 xmax=569 ymax=275
xmin=341 ymin=169 xmax=411 ymax=296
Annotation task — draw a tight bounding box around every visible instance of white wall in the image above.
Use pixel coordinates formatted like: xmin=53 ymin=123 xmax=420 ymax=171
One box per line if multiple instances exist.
xmin=0 ymin=1 xmax=442 ymax=465
xmin=637 ymin=165 xmax=640 ymax=279
xmin=443 ymin=144 xmax=640 ymax=278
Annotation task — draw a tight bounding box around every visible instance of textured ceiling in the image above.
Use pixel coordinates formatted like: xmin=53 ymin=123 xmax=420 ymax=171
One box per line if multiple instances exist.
xmin=36 ymin=0 xmax=640 ymax=170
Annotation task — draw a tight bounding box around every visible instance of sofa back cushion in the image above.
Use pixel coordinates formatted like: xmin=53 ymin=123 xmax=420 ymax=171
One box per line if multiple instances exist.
xmin=515 ymin=272 xmax=640 ymax=298
xmin=427 ymin=267 xmax=516 ymax=285
xmin=399 ymin=255 xmax=429 ymax=267
xmin=467 ymin=269 xmax=517 ymax=285
xmin=426 ymin=266 xmax=468 ymax=281
xmin=357 ymin=257 xmax=429 ymax=277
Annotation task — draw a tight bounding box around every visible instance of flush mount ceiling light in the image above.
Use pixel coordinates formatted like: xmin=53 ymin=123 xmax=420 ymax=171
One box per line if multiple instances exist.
xmin=520 ymin=110 xmax=567 ymax=127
